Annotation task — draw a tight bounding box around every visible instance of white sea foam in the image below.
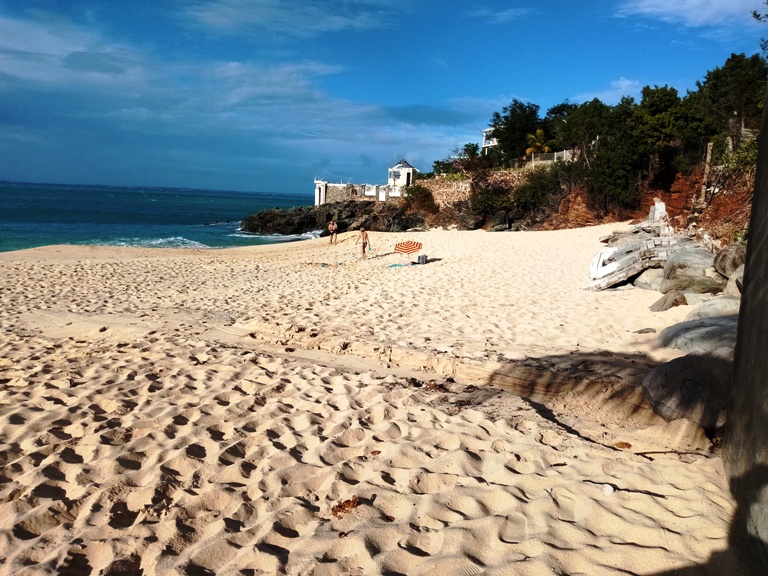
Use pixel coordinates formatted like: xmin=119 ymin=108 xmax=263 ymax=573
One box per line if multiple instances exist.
xmin=111 ymin=237 xmax=211 ymax=249
xmin=230 ymin=229 xmax=322 ymax=242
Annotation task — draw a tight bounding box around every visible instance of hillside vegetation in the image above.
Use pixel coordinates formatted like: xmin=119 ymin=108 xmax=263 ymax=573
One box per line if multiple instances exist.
xmin=415 ymin=52 xmax=764 ymax=245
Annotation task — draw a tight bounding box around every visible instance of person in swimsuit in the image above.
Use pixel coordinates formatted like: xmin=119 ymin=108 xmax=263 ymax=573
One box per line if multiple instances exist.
xmin=328 ymin=220 xmax=338 ymax=245
xmin=355 ymin=227 xmax=369 ymax=259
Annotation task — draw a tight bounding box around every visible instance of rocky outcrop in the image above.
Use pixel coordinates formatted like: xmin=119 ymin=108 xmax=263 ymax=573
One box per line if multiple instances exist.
xmin=241 ymin=200 xmax=486 ymax=237
xmin=659 ymin=247 xmax=727 ymax=294
xmin=242 ymin=201 xmax=422 ymax=236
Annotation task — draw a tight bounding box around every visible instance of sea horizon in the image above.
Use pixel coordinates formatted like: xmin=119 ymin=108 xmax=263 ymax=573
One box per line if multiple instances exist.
xmin=0 ymin=180 xmax=316 ymax=253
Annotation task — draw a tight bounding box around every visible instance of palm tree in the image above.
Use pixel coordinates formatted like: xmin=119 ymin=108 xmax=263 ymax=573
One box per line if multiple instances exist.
xmin=525 ymin=129 xmax=555 ymax=156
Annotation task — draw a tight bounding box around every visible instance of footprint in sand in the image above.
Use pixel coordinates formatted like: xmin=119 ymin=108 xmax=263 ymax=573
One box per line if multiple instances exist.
xmin=499 ymin=511 xmax=529 ymax=543
xmin=403 ymin=526 xmax=444 ymax=556
xmin=409 ymin=471 xmax=457 ymax=494
xmin=373 ymin=422 xmax=405 ymax=442
xmin=335 ymin=427 xmax=366 ymax=447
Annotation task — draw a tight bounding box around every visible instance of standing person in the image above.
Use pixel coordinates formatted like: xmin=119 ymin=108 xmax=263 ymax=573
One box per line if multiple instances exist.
xmin=355 ymin=227 xmax=369 ymax=259
xmin=328 ymin=219 xmax=338 ymax=245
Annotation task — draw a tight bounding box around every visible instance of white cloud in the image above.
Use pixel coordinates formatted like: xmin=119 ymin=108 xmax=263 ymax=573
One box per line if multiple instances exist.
xmin=618 ymin=0 xmax=764 ymax=28
xmin=0 ymin=15 xmax=149 ymax=89
xmin=180 ymin=0 xmax=401 ymax=37
xmin=574 ymin=77 xmax=643 ymax=105
xmin=469 ymin=7 xmax=533 ymax=24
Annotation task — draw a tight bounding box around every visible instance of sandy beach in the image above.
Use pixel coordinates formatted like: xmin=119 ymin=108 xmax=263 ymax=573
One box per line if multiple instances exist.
xmin=0 ymin=224 xmax=757 ymax=575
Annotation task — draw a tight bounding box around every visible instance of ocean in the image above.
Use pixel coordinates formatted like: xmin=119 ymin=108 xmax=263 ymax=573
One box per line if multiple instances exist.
xmin=0 ymin=181 xmax=316 ymax=253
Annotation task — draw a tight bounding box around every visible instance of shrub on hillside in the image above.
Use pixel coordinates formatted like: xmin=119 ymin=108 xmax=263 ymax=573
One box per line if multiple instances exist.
xmin=470 ymin=182 xmax=513 ymax=213
xmin=514 ymin=165 xmax=560 ymax=211
xmin=723 ymin=137 xmax=759 ymax=183
xmin=513 ymin=162 xmax=577 ymax=212
xmin=402 ymin=184 xmax=439 ymax=214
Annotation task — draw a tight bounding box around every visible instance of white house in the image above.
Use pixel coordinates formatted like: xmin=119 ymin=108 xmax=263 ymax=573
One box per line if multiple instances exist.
xmin=387 ymin=159 xmax=417 ymax=188
xmin=482 ymin=128 xmax=498 ymax=155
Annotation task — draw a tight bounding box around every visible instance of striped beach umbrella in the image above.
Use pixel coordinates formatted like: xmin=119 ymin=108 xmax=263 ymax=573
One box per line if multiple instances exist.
xmin=394 ymin=240 xmax=422 ymax=256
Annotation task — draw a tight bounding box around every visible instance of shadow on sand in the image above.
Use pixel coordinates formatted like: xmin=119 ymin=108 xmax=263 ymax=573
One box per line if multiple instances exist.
xmin=479 ymin=347 xmax=763 ymax=575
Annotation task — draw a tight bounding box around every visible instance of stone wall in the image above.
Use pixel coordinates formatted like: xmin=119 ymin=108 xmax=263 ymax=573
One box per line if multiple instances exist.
xmin=317 ymin=182 xmax=404 ymax=205
xmin=724 ymin=90 xmax=768 ymax=570
xmin=324 ymin=184 xmax=375 ymax=204
xmin=417 ymin=179 xmax=472 ymax=207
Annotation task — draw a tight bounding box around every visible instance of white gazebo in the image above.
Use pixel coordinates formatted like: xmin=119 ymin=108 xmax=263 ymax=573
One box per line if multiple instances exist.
xmin=387 ymin=159 xmax=416 ymax=188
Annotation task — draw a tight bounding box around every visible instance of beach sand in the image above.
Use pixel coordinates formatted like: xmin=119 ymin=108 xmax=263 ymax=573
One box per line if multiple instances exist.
xmin=0 ymin=224 xmax=757 ymax=575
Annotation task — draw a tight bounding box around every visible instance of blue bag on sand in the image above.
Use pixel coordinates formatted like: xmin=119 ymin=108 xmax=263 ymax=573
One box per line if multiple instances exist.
xmin=417 ymin=254 xmax=427 ymax=264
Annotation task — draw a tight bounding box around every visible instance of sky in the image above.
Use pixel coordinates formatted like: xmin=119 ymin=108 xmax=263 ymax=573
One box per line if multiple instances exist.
xmin=0 ymin=1 xmax=765 ymax=195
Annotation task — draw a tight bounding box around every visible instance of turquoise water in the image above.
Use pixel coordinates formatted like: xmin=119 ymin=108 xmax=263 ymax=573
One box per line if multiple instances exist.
xmin=0 ymin=181 xmax=315 ymax=253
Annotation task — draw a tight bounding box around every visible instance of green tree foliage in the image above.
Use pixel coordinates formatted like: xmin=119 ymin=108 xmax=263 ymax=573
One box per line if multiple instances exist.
xmin=402 ymin=184 xmax=439 ymax=214
xmin=446 ymin=51 xmax=766 ymax=219
xmin=755 ymin=2 xmax=768 ymax=53
xmin=432 ymin=142 xmax=491 ymax=177
xmin=634 ymin=85 xmax=684 ymax=186
xmin=586 ymin=97 xmax=644 ymax=213
xmin=723 ymin=138 xmax=760 ymax=183
xmin=695 ymin=53 xmax=767 ymax=142
xmin=470 ymin=182 xmax=513 ymax=214
xmin=552 ymin=98 xmax=612 ymax=168
xmin=489 ymin=99 xmax=541 ymax=163
xmin=513 ymin=163 xmax=576 ymax=212
xmin=543 ymin=101 xmax=578 ymax=150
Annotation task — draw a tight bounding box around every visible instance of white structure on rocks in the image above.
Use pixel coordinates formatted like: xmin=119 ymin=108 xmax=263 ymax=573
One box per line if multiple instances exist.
xmin=314 ymin=159 xmax=419 ymax=206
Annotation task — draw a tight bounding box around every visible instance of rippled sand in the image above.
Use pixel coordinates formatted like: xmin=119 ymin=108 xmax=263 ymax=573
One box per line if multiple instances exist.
xmin=0 ymin=225 xmax=757 ymax=575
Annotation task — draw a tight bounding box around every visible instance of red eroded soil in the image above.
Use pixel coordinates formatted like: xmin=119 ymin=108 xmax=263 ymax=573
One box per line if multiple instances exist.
xmin=543 ymin=166 xmax=753 ymax=244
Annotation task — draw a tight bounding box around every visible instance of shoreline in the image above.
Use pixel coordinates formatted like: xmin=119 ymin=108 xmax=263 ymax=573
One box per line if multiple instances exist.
xmin=0 ymin=225 xmax=758 ymax=575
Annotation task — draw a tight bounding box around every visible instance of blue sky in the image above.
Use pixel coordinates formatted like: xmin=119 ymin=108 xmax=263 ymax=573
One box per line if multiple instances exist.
xmin=0 ymin=1 xmax=764 ymax=195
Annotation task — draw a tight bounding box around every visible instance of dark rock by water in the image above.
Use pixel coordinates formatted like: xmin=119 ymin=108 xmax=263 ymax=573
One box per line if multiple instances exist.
xmin=241 ymin=200 xmax=483 ymax=236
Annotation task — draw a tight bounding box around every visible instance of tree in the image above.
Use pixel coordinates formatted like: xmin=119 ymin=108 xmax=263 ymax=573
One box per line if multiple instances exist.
xmin=543 ymin=100 xmax=578 ymax=150
xmin=489 ymin=99 xmax=541 ymax=163
xmin=556 ymin=98 xmax=612 ymax=170
xmin=586 ymin=97 xmax=644 ymax=213
xmin=695 ymin=53 xmax=767 ymax=144
xmin=525 ymin=129 xmax=555 ymax=156
xmin=432 ymin=142 xmax=489 ymax=177
xmin=635 ymin=85 xmax=684 ymax=185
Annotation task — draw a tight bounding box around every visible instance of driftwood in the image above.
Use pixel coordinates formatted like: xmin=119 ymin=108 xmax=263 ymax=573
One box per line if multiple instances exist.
xmin=586 ymin=237 xmax=679 ymax=291
xmin=586 ymin=199 xmax=678 ymax=291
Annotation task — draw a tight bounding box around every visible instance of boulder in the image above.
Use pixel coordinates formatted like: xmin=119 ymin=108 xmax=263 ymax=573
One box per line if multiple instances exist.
xmin=724 ymin=264 xmax=745 ymax=299
xmin=659 ymin=317 xmax=738 ymax=356
xmin=642 ymin=353 xmax=732 ymax=429
xmin=633 ymin=267 xmax=664 ymax=291
xmin=713 ymin=244 xmax=747 ymax=278
xmin=490 ymin=210 xmax=508 ymax=232
xmin=685 ymin=297 xmax=741 ymax=321
xmin=659 ymin=246 xmax=727 ymax=294
xmin=650 ymin=290 xmax=687 ymax=312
